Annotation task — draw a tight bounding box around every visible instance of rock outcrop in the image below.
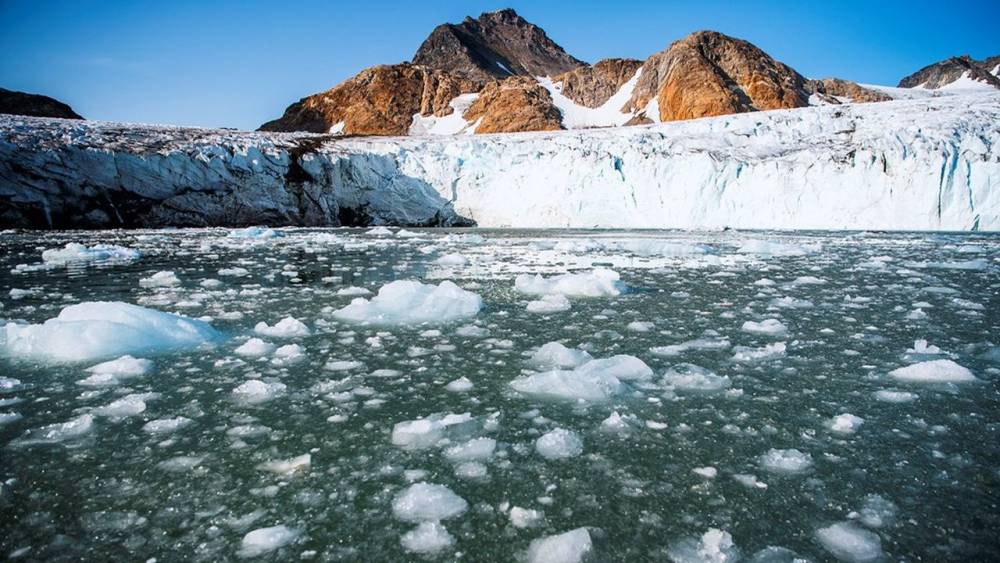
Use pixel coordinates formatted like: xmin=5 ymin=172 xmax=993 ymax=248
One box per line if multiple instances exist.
xmin=552 ymin=59 xmax=643 ymax=108
xmin=412 ymin=8 xmax=584 ymax=82
xmin=463 ymin=76 xmax=562 ymax=134
xmin=626 ymin=31 xmax=809 ymax=122
xmin=806 ymin=78 xmax=893 ymax=104
xmin=898 ymin=55 xmax=1000 ymax=89
xmin=0 ymin=88 xmax=83 ymax=120
xmin=260 ymin=64 xmax=480 ymax=135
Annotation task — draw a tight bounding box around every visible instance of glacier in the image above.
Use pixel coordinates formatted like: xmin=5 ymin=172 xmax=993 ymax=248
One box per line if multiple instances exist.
xmin=1 ymin=91 xmax=998 ymax=230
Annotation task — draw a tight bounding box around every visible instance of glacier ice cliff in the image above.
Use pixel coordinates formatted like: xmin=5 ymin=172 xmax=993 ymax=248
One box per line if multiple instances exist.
xmin=1 ymin=92 xmax=998 ymax=230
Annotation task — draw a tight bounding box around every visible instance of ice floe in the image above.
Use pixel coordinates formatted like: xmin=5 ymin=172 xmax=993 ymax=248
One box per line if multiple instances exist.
xmin=515 ymin=268 xmax=624 ymax=298
xmin=332 ymin=280 xmax=482 ymax=325
xmin=888 ymin=359 xmax=976 ymax=383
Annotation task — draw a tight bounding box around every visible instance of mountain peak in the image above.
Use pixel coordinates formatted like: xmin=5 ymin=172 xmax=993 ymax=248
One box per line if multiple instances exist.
xmin=412 ymin=8 xmax=584 ymax=81
xmin=898 ymin=54 xmax=1000 ymax=89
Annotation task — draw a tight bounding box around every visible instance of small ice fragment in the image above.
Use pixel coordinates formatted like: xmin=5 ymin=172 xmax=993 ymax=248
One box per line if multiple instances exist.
xmin=828 ymin=414 xmax=864 ymax=435
xmin=445 ymin=377 xmax=474 ymax=392
xmin=758 ymin=448 xmax=813 ymax=475
xmin=443 ymin=437 xmax=496 ymax=462
xmin=235 ymin=338 xmax=275 ymax=358
xmin=515 ymin=268 xmax=624 ymax=298
xmin=667 ymin=528 xmax=740 ymax=563
xmin=254 ymin=317 xmax=309 ymax=338
xmin=391 ymin=413 xmax=474 ymax=450
xmin=526 ymin=528 xmax=592 ymax=563
xmin=692 ymin=466 xmax=718 ymax=479
xmin=741 ymin=319 xmax=788 ymax=336
xmin=435 ymin=253 xmax=468 ymax=266
xmin=332 ymin=280 xmax=482 ymax=325
xmin=575 ymin=355 xmax=653 ymax=381
xmin=232 ymin=380 xmax=287 ymax=404
xmin=535 ymin=428 xmax=583 ymax=460
xmin=400 ymin=522 xmax=455 ymax=554
xmin=510 ymin=506 xmax=544 ymax=528
xmin=139 ymin=270 xmax=180 ymax=288
xmin=257 ymin=453 xmax=311 ymax=476
xmin=527 ymin=294 xmax=572 ymax=313
xmin=814 ymin=522 xmax=885 ymax=563
xmin=238 ymin=525 xmax=299 ymax=558
xmin=888 ymin=359 xmax=976 ymax=383
xmin=529 ymin=342 xmax=593 ymax=369
xmin=392 ymin=483 xmax=468 ymax=523
xmin=142 ymin=416 xmax=193 ymax=435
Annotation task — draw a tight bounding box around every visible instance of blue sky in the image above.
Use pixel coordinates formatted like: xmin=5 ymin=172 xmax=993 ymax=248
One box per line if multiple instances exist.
xmin=2 ymin=0 xmax=998 ymax=129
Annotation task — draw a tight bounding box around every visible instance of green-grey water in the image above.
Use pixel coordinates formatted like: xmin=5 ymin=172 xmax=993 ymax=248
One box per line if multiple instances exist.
xmin=0 ymin=228 xmax=997 ymax=562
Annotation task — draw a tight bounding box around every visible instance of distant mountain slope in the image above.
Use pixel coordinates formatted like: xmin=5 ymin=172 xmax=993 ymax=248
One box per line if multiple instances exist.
xmin=261 ymin=10 xmax=897 ymax=136
xmin=412 ymin=8 xmax=584 ymax=81
xmin=0 ymin=88 xmax=83 ymax=120
xmin=898 ymin=55 xmax=1000 ymax=90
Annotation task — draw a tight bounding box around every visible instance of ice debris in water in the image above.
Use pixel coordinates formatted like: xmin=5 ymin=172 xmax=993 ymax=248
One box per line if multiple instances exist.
xmin=142 ymin=416 xmax=193 ymax=435
xmin=232 ymin=380 xmax=287 ymax=404
xmin=228 ymin=226 xmax=282 ymax=239
xmin=0 ymin=302 xmax=219 ymax=363
xmin=529 ymin=342 xmax=593 ymax=369
xmin=234 ymin=338 xmax=275 ymax=358
xmin=576 ymin=355 xmax=653 ymax=381
xmin=443 ymin=437 xmax=496 ymax=462
xmin=731 ymin=342 xmax=787 ymax=362
xmin=662 ymin=364 xmax=730 ymax=393
xmin=515 ymin=268 xmax=624 ymax=298
xmin=828 ymin=413 xmax=864 ymax=434
xmin=814 ymin=522 xmax=885 ymax=563
xmin=740 ymin=318 xmax=788 ymax=336
xmin=737 ymin=240 xmax=819 ymax=256
xmin=535 ymin=428 xmax=583 ymax=460
xmin=509 ymin=506 xmax=544 ymax=528
xmin=445 ymin=377 xmax=474 ymax=392
xmin=400 ymin=521 xmax=455 ymax=554
xmin=238 ymin=525 xmax=299 ymax=558
xmin=79 ymin=355 xmax=153 ymax=386
xmin=392 ymin=483 xmax=468 ymax=523
xmin=41 ymin=243 xmax=140 ymax=265
xmin=13 ymin=413 xmax=94 ymax=447
xmin=758 ymin=448 xmax=813 ymax=475
xmin=526 ymin=527 xmax=592 ymax=563
xmin=888 ymin=359 xmax=976 ymax=383
xmin=527 ymin=294 xmax=572 ymax=313
xmin=257 ymin=453 xmax=311 ymax=476
xmin=254 ymin=316 xmax=310 ymax=338
xmin=667 ymin=528 xmax=740 ymax=563
xmin=139 ymin=270 xmax=181 ymax=288
xmin=873 ymin=390 xmax=918 ymax=403
xmin=435 ymin=253 xmax=468 ymax=266
xmin=510 ymin=368 xmax=623 ymax=403
xmin=93 ymin=393 xmax=154 ymax=417
xmin=391 ymin=412 xmax=474 ymax=450
xmin=332 ymin=280 xmax=482 ymax=325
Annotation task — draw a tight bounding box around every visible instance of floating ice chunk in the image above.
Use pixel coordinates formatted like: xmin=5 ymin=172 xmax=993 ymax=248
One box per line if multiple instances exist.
xmin=93 ymin=393 xmax=153 ymax=417
xmin=238 ymin=525 xmax=299 ymax=558
xmin=14 ymin=413 xmax=94 ymax=446
xmin=219 ymin=267 xmax=250 ymax=277
xmin=627 ymin=321 xmax=654 ymax=332
xmin=857 ymin=494 xmax=897 ymax=529
xmin=396 ymin=229 xmax=421 ymax=238
xmin=228 ymin=226 xmax=281 ymax=239
xmin=391 ymin=413 xmax=474 ymax=450
xmin=737 ymin=240 xmax=818 ymax=256
xmin=515 ymin=268 xmax=624 ymax=298
xmin=759 ymin=448 xmax=813 ymax=475
xmin=526 ymin=528 xmax=592 ymax=563
xmin=527 ymin=294 xmax=572 ymax=313
xmin=662 ymin=364 xmax=731 ymax=393
xmin=254 ymin=317 xmax=309 ymax=338
xmin=400 ymin=522 xmax=454 ymax=554
xmin=510 ymin=506 xmax=544 ymax=528
xmin=42 ymin=243 xmax=140 ymax=265
xmin=272 ymin=344 xmax=304 ymax=364
xmin=768 ymin=297 xmax=814 ymax=309
xmin=142 ymin=416 xmax=192 ymax=435
xmin=444 ymin=437 xmax=496 ymax=462
xmin=454 ymin=461 xmax=488 ymax=479
xmin=455 ymin=324 xmax=489 ymax=338
xmin=336 ymin=286 xmax=371 ymax=296
xmin=651 ymin=337 xmax=731 ymax=357
xmin=921 ymin=259 xmax=990 ymax=270
xmin=888 ymin=359 xmax=976 ymax=383
xmin=575 ymin=355 xmax=653 ymax=381
xmin=600 ymin=411 xmax=637 ymax=433
xmin=392 ymin=483 xmax=468 ymax=523
xmin=232 ymin=380 xmax=287 ymax=404
xmin=86 ymin=355 xmax=153 ymax=377
xmin=667 ymin=528 xmax=740 ymax=563
xmin=732 ymin=474 xmax=768 ymax=489
xmin=529 ymin=342 xmax=593 ymax=369
xmin=535 ymin=428 xmax=583 ymax=460
xmin=139 ymin=270 xmax=180 ymax=288
xmin=257 ymin=453 xmax=311 ymax=476
xmin=332 ymin=280 xmax=482 ymax=325
xmin=435 ymin=253 xmax=468 ymax=266
xmin=367 ymin=226 xmax=393 ymax=236
xmin=741 ymin=319 xmax=788 ymax=336
xmin=510 ymin=369 xmax=622 ymax=403
xmin=234 ymin=338 xmax=275 ymax=358
xmin=693 ymin=467 xmax=718 ymax=479
xmin=0 ymin=376 xmax=20 ymax=390
xmin=156 ymin=455 xmax=204 ymax=472
xmin=828 ymin=414 xmax=864 ymax=435
xmin=814 ymin=522 xmax=885 ymax=563
xmin=873 ymin=390 xmax=917 ymax=403
xmin=905 ymin=339 xmax=941 ymax=355
xmin=0 ymin=302 xmax=219 ymax=363
xmin=445 ymin=377 xmax=474 ymax=392
xmin=791 ymin=275 xmax=825 ymax=285
xmin=0 ymin=412 xmax=22 ymax=426
xmin=732 ymin=342 xmax=786 ymax=362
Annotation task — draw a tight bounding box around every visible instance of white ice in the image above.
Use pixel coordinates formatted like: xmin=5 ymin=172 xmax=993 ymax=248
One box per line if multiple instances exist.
xmin=535 ymin=428 xmax=584 ymax=460
xmin=515 ymin=268 xmax=624 ymax=298
xmin=392 ymin=483 xmax=468 ymax=523
xmin=815 ymin=522 xmax=885 ymax=563
xmin=332 ymin=280 xmax=482 ymax=325
xmin=526 ymin=527 xmax=592 ymax=563
xmin=888 ymin=359 xmax=976 ymax=383
xmin=758 ymin=448 xmax=813 ymax=475
xmin=238 ymin=525 xmax=299 ymax=558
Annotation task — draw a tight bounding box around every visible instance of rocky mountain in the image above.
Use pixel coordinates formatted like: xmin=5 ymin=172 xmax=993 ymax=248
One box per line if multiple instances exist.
xmin=0 ymin=88 xmax=83 ymax=120
xmin=261 ymin=10 xmax=891 ymax=136
xmin=412 ymin=8 xmax=584 ymax=82
xmin=898 ymin=55 xmax=1000 ymax=89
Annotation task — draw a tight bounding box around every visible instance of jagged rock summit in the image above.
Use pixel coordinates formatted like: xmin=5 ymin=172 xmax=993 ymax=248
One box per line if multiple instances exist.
xmin=261 ymin=10 xmax=893 ymax=136
xmin=412 ymin=8 xmax=585 ymax=81
xmin=0 ymin=88 xmax=83 ymax=120
xmin=898 ymin=55 xmax=1000 ymax=90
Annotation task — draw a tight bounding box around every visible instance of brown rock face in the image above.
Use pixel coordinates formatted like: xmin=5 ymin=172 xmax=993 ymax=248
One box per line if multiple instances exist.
xmin=898 ymin=55 xmax=1000 ymax=89
xmin=259 ymin=64 xmax=480 ymax=135
xmin=464 ymin=76 xmax=562 ymax=134
xmin=805 ymin=78 xmax=892 ymax=103
xmin=0 ymin=88 xmax=83 ymax=120
xmin=413 ymin=8 xmax=585 ymax=82
xmin=627 ymin=31 xmax=810 ymax=122
xmin=553 ymin=58 xmax=643 ymax=108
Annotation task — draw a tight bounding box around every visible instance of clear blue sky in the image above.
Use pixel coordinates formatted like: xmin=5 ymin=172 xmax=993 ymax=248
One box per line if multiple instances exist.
xmin=2 ymin=0 xmax=998 ymax=130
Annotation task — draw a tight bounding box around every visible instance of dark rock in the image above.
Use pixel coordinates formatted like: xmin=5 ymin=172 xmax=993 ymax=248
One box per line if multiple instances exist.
xmin=0 ymin=88 xmax=83 ymax=119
